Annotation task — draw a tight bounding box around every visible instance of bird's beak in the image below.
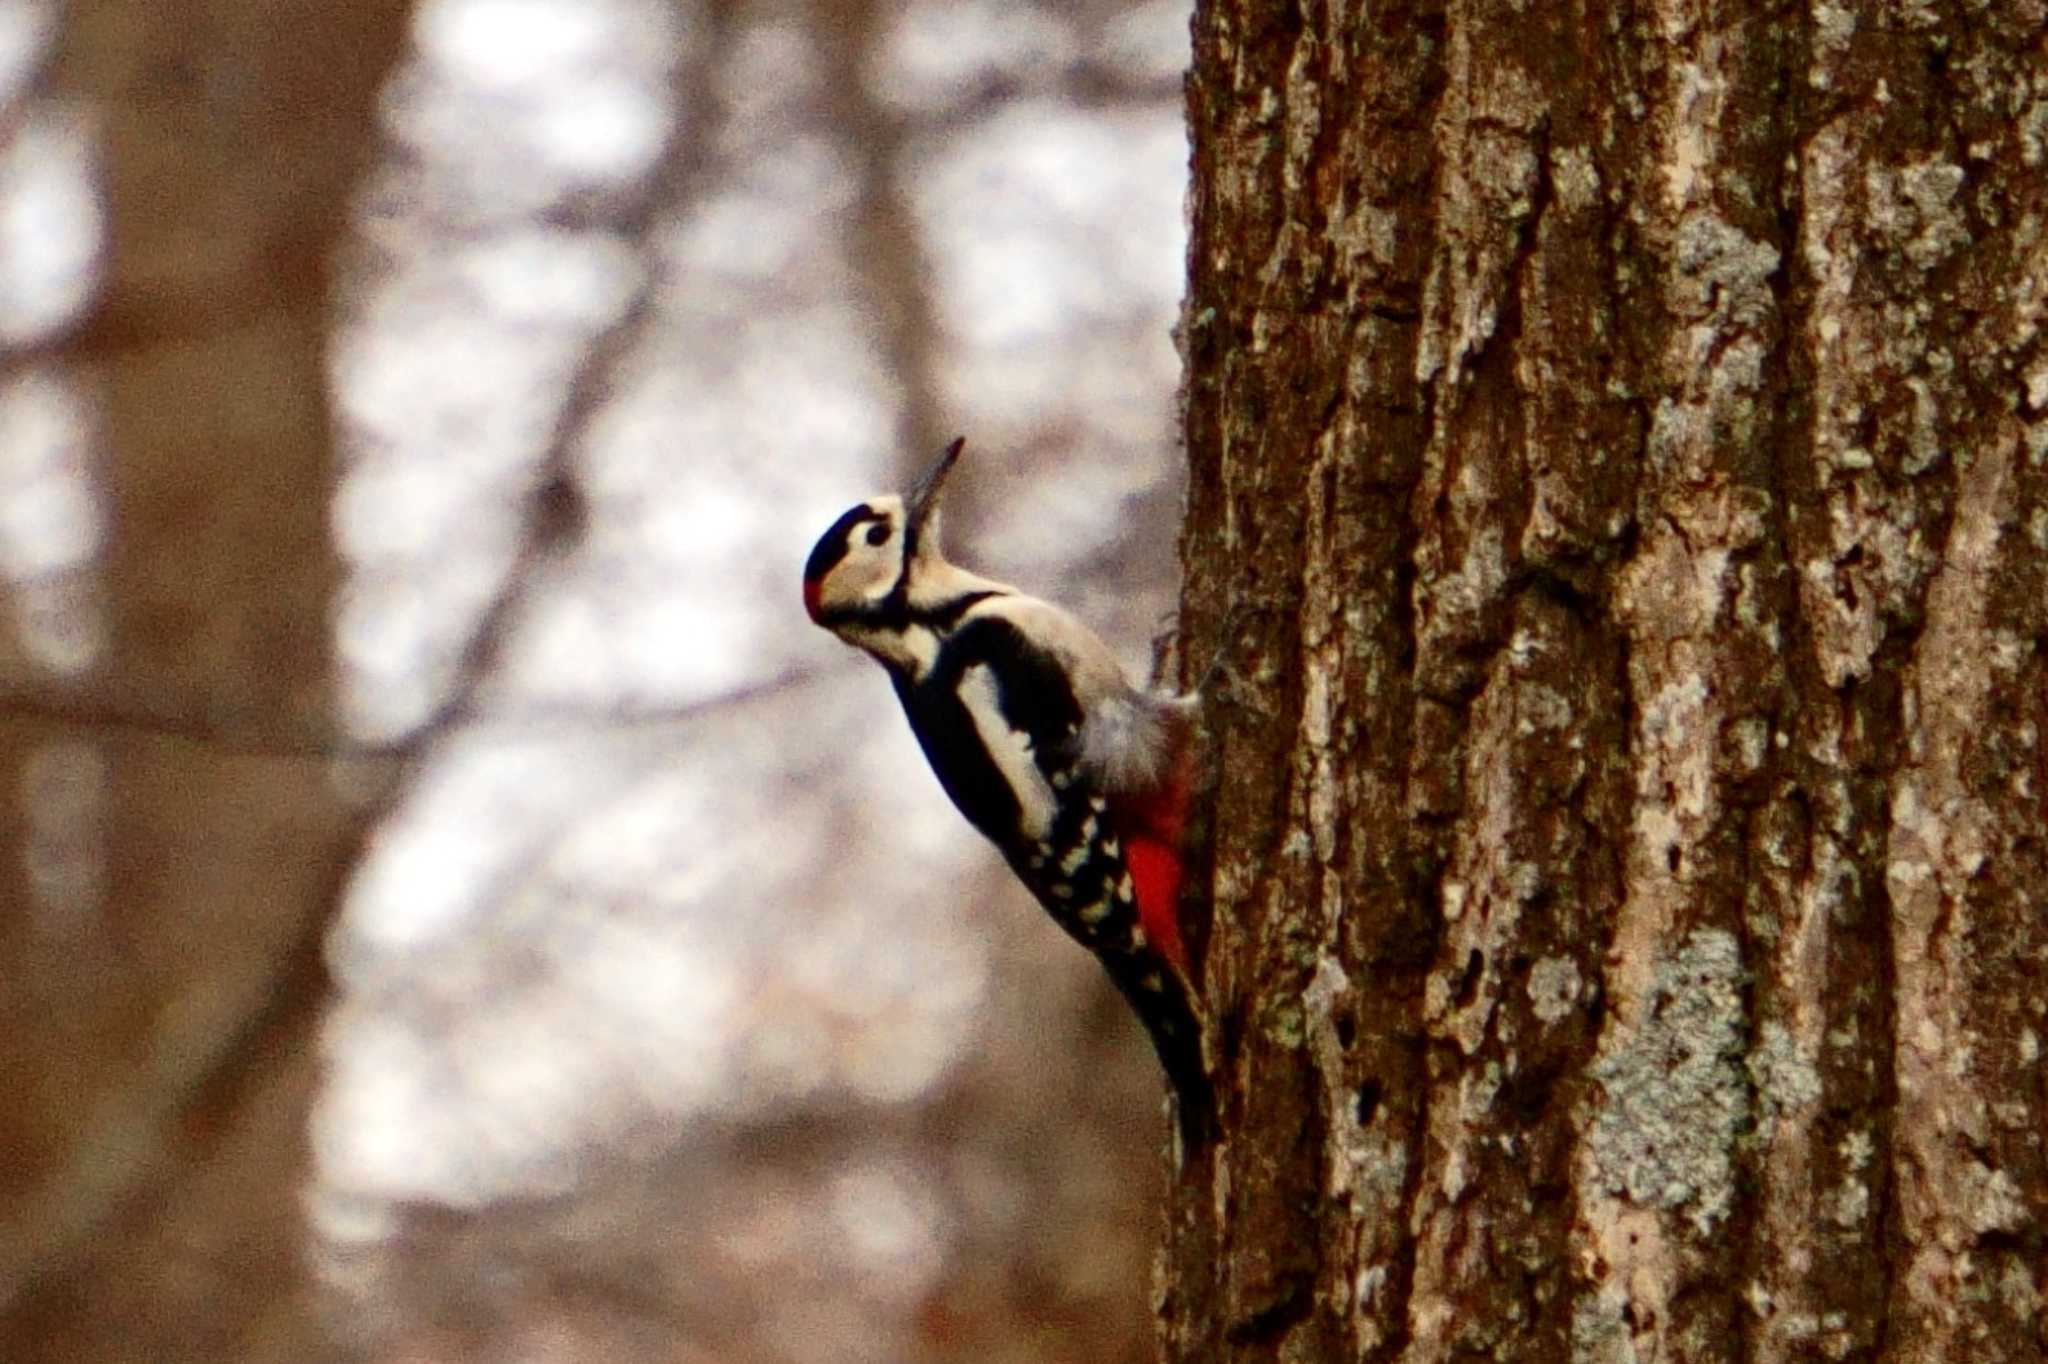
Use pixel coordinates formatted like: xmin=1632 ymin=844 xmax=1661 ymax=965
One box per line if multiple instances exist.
xmin=905 ymin=436 xmax=965 ymax=546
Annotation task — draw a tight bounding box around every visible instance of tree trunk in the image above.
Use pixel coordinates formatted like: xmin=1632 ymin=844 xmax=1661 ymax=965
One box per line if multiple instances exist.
xmin=1168 ymin=2 xmax=2046 ymax=1361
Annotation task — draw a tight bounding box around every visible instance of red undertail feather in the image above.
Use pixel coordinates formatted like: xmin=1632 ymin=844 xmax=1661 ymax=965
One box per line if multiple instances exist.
xmin=1126 ymin=836 xmax=1185 ymax=971
xmin=1108 ymin=750 xmax=1193 ymax=974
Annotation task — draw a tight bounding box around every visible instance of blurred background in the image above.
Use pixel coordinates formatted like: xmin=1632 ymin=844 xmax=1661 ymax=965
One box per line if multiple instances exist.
xmin=1 ymin=0 xmax=1192 ymax=1360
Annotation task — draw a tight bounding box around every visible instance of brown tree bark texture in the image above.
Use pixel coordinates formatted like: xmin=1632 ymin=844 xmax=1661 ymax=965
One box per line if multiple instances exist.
xmin=1 ymin=4 xmax=411 ymax=1360
xmin=1170 ymin=2 xmax=2046 ymax=1362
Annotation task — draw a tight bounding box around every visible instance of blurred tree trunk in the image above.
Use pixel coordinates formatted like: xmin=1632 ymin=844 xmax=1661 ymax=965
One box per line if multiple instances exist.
xmin=1168 ymin=1 xmax=2046 ymax=1361
xmin=0 ymin=4 xmax=412 ymax=1360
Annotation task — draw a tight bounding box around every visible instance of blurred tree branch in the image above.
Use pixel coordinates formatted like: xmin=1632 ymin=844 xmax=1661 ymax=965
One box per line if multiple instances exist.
xmin=0 ymin=5 xmax=415 ymax=1361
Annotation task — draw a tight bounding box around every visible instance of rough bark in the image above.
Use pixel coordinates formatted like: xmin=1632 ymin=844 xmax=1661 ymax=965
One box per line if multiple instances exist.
xmin=1168 ymin=2 xmax=2047 ymax=1361
xmin=0 ymin=4 xmax=412 ymax=1359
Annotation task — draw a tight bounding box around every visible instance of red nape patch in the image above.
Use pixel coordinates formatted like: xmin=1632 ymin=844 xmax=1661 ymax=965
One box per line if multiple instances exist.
xmin=1126 ymin=836 xmax=1186 ymax=972
xmin=802 ymin=578 xmax=822 ymax=622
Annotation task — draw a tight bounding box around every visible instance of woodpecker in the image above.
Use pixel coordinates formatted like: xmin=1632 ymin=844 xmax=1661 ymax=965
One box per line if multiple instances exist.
xmin=803 ymin=438 xmax=1208 ymax=1146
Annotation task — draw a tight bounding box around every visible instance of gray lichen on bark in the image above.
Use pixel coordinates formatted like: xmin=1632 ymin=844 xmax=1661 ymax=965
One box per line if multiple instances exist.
xmin=1583 ymin=928 xmax=1747 ymax=1236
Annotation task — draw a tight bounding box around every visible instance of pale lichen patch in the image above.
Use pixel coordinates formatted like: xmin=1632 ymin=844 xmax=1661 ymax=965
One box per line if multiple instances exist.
xmin=1518 ymin=682 xmax=1573 ymax=733
xmin=1572 ymin=1274 xmax=1666 ymax=1364
xmin=1671 ymin=210 xmax=1780 ymax=326
xmin=1840 ymin=1126 xmax=1874 ymax=1170
xmin=1812 ymin=0 xmax=1856 ymax=59
xmin=1963 ymin=1163 xmax=2028 ymax=1236
xmin=1750 ymin=1020 xmax=1823 ymax=1123
xmin=1551 ymin=143 xmax=1601 ymax=213
xmin=1585 ymin=929 xmax=1748 ymax=1234
xmin=1528 ymin=955 xmax=1583 ymax=1025
xmin=1865 ymin=157 xmax=1971 ymax=270
xmin=1827 ymin=1174 xmax=1870 ymax=1229
xmin=1729 ymin=714 xmax=1770 ymax=773
xmin=2000 ymin=1258 xmax=2043 ymax=1322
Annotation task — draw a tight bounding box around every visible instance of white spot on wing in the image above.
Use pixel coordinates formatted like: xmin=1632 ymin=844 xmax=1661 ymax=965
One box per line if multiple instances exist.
xmin=958 ymin=662 xmax=1056 ymax=838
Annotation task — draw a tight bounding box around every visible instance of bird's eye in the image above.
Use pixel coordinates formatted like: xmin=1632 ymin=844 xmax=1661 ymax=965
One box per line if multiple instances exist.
xmin=865 ymin=523 xmax=891 ymax=546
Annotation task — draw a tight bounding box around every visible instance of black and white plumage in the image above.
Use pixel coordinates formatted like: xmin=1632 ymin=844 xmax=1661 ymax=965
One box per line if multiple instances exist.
xmin=803 ymin=438 xmax=1208 ymax=1145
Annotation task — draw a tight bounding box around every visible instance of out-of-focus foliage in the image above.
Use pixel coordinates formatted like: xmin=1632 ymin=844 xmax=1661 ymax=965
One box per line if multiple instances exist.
xmin=0 ymin=1 xmax=1191 ymax=1360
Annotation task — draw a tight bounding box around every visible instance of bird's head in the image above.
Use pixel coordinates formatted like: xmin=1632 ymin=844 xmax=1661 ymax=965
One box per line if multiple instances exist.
xmin=803 ymin=436 xmax=964 ymax=630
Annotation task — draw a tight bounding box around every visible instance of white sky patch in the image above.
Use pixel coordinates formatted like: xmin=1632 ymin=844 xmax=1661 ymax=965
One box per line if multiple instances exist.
xmin=453 ymin=228 xmax=645 ymax=328
xmin=332 ymin=734 xmax=637 ymax=965
xmin=1100 ymin=0 xmax=1194 ymax=84
xmin=0 ymin=108 xmax=101 ymax=348
xmin=870 ymin=0 xmax=1078 ymax=114
xmin=378 ymin=0 xmax=681 ymax=228
xmin=0 ymin=367 xmax=104 ymax=674
xmin=6 ymin=573 xmax=101 ymax=675
xmin=416 ymin=0 xmax=625 ymax=91
xmin=718 ymin=19 xmax=822 ymax=126
xmin=439 ymin=1004 xmax=601 ymax=1199
xmin=671 ymin=135 xmax=860 ymax=282
xmin=0 ymin=0 xmax=54 ymax=109
xmin=527 ymin=77 xmax=674 ymax=185
xmin=831 ymin=1160 xmax=948 ymax=1297
xmin=329 ymin=224 xmax=646 ymax=738
xmin=313 ymin=1015 xmax=476 ymax=1205
xmin=0 ymin=367 xmax=98 ymax=580
xmin=909 ymin=101 xmax=1187 ymax=350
